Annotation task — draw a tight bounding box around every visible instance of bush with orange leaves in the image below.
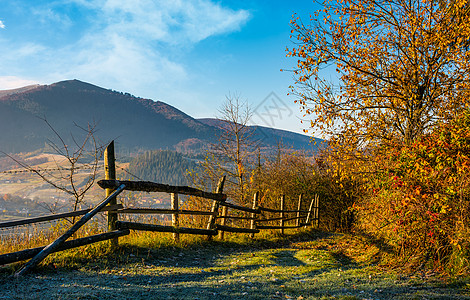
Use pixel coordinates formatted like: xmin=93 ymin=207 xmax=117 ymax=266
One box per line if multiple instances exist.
xmin=357 ymin=111 xmax=470 ymax=273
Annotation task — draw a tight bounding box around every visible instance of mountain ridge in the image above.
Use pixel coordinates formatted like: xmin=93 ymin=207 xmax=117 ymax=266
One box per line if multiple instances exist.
xmin=0 ymin=79 xmax=318 ymax=153
xmin=0 ymin=84 xmax=41 ymax=99
xmin=197 ymin=118 xmax=320 ymax=151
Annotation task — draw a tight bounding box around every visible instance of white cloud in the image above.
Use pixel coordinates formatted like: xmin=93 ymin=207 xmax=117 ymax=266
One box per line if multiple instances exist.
xmin=61 ymin=0 xmax=249 ymax=96
xmin=0 ymin=20 xmax=5 ymax=29
xmin=0 ymin=76 xmax=40 ymax=90
xmin=1 ymin=0 xmax=250 ymax=105
xmin=60 ymin=33 xmax=187 ymax=96
xmin=87 ymin=0 xmax=250 ymax=45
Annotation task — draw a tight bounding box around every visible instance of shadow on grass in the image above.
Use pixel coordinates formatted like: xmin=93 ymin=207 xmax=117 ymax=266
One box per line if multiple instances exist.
xmin=330 ymin=250 xmax=355 ymax=267
xmin=2 ymin=256 xmax=467 ymax=300
xmin=354 ymin=230 xmax=396 ymax=255
xmin=0 ymin=228 xmax=468 ymax=300
xmin=271 ymin=250 xmax=306 ymax=267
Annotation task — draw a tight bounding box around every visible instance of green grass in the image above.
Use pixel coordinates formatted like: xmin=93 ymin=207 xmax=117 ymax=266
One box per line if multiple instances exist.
xmin=1 ymin=229 xmax=469 ymax=299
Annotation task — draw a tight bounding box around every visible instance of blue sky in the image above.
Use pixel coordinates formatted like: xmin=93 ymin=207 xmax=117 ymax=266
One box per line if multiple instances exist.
xmin=0 ymin=0 xmax=320 ymax=135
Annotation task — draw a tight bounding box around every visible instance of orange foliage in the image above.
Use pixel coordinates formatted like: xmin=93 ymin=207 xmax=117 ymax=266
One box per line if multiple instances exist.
xmin=357 ymin=111 xmax=470 ymax=272
xmin=288 ymin=0 xmax=470 ymax=145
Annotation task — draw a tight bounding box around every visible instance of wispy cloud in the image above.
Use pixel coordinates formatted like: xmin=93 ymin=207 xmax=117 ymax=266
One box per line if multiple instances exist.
xmin=2 ymin=0 xmax=250 ymax=100
xmin=31 ymin=7 xmax=72 ymax=28
xmin=96 ymin=0 xmax=250 ymax=44
xmin=68 ymin=0 xmax=249 ymax=98
xmin=0 ymin=20 xmax=5 ymax=29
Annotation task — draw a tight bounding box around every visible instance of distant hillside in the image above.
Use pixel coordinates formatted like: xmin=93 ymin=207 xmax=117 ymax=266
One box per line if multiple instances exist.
xmin=198 ymin=118 xmax=322 ymax=151
xmin=0 ymin=80 xmax=215 ymax=153
xmin=0 ymin=80 xmax=320 ymax=153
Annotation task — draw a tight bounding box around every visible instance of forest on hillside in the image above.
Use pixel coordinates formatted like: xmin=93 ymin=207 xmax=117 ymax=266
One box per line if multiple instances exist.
xmin=126 ymin=150 xmax=198 ymax=186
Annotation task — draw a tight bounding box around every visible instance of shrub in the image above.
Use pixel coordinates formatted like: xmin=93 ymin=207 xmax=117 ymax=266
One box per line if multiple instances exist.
xmin=357 ymin=111 xmax=470 ymax=273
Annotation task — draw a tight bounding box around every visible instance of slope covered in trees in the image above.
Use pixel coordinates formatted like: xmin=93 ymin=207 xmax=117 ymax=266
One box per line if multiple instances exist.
xmin=127 ymin=150 xmax=198 ymax=186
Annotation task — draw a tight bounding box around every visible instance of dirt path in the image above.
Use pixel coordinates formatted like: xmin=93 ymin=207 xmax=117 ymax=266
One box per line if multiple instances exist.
xmin=0 ymin=232 xmax=468 ymax=299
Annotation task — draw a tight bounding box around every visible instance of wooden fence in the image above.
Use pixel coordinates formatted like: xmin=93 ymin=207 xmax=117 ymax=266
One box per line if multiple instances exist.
xmin=0 ymin=141 xmax=320 ymax=276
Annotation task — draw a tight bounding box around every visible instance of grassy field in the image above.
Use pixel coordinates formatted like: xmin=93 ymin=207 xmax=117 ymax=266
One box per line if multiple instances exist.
xmin=0 ymin=229 xmax=469 ymax=299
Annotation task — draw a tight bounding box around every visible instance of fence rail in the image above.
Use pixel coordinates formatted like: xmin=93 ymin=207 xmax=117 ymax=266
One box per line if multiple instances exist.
xmin=97 ymin=179 xmax=226 ymax=202
xmin=116 ymin=208 xmax=216 ymax=216
xmin=14 ymin=183 xmax=127 ymax=277
xmin=217 ymin=201 xmax=260 ymax=214
xmin=116 ymin=221 xmax=218 ymax=236
xmin=0 ymin=230 xmax=129 ymax=266
xmin=0 ymin=204 xmax=123 ymax=229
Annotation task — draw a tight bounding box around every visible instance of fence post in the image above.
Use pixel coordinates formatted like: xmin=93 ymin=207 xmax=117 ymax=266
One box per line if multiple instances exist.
xmin=171 ymin=193 xmax=179 ymax=243
xmin=280 ymin=195 xmax=285 ymax=235
xmin=206 ymin=176 xmax=226 ymax=241
xmin=104 ymin=141 xmax=118 ymax=248
xmin=314 ymin=194 xmax=320 ymax=228
xmin=218 ymin=206 xmax=227 ymax=240
xmin=305 ymin=196 xmax=315 ymax=228
xmin=296 ymin=193 xmax=303 ymax=227
xmin=250 ymin=191 xmax=259 ymax=238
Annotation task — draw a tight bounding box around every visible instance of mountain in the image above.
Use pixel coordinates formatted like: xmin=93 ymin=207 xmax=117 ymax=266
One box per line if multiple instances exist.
xmin=0 ymin=80 xmax=319 ymax=153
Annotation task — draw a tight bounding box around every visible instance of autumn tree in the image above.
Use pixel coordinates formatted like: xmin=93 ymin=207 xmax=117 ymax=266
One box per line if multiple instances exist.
xmin=288 ymin=0 xmax=470 ymax=146
xmin=287 ymin=0 xmax=470 ymax=270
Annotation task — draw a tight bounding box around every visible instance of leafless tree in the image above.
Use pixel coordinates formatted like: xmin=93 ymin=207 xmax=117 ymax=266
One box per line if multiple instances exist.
xmin=201 ymin=94 xmax=258 ymax=204
xmin=1 ymin=118 xmax=105 ymax=223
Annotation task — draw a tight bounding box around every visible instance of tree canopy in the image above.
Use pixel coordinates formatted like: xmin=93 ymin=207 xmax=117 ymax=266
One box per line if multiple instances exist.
xmin=288 ymin=0 xmax=470 ymax=145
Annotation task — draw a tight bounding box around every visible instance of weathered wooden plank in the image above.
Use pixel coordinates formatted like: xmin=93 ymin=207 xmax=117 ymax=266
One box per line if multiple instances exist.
xmin=305 ymin=197 xmax=316 ymax=228
xmin=258 ymin=207 xmax=310 ymax=213
xmin=257 ymin=224 xmax=309 ymax=230
xmin=218 ymin=206 xmax=228 ymax=240
xmin=117 ymin=208 xmax=215 ymax=216
xmin=0 ymin=204 xmax=123 ymax=229
xmin=217 ymin=215 xmax=256 ymax=220
xmin=218 ymin=201 xmax=260 ymax=214
xmin=171 ymin=193 xmax=179 ymax=243
xmin=98 ymin=179 xmax=226 ymax=201
xmin=256 ymin=215 xmax=304 ymax=223
xmin=216 ymin=224 xmax=260 ymax=234
xmin=117 ymin=221 xmax=218 ymax=236
xmin=105 ymin=141 xmax=118 ymax=248
xmin=0 ymin=230 xmax=130 ymax=266
xmin=14 ymin=184 xmax=126 ymax=277
xmin=280 ymin=195 xmax=285 ymax=234
xmin=314 ymin=194 xmax=320 ymax=228
xmin=296 ymin=194 xmax=303 ymax=227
